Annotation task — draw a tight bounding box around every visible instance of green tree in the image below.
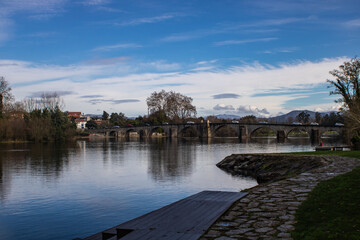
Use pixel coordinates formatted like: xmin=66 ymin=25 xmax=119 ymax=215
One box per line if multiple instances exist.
xmin=240 ymin=115 xmax=257 ymax=123
xmin=315 ymin=112 xmax=322 ymax=123
xmin=102 ymin=111 xmax=109 ymax=120
xmin=110 ymin=112 xmax=127 ymax=126
xmin=86 ymin=120 xmax=98 ymax=129
xmin=147 ymin=110 xmax=169 ymax=125
xmin=296 ymin=111 xmax=310 ymax=124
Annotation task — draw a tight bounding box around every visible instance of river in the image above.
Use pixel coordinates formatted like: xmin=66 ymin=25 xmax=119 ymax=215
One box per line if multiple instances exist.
xmin=0 ymin=137 xmax=341 ymax=240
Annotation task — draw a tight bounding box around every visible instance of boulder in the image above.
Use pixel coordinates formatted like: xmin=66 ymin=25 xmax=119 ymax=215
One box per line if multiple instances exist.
xmin=217 ymin=154 xmax=329 ymax=183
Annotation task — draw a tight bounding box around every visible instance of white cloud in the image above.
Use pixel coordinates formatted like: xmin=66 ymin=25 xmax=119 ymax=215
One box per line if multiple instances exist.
xmin=1 ymin=0 xmax=67 ymax=15
xmin=1 ymin=57 xmax=346 ymax=116
xmin=118 ymin=13 xmax=179 ymax=26
xmin=236 ymin=105 xmax=270 ymax=117
xmin=0 ymin=18 xmax=13 ymax=45
xmin=215 ymin=37 xmax=278 ymax=46
xmin=345 ymin=18 xmax=360 ymax=27
xmin=81 ymin=0 xmax=111 ymax=6
xmin=92 ymin=43 xmax=142 ymax=52
xmin=213 ymin=104 xmax=235 ymax=111
xmin=0 ymin=0 xmax=67 ymax=43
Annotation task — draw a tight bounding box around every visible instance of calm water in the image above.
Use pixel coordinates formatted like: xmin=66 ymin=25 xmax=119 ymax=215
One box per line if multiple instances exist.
xmin=0 ymin=137 xmax=340 ymax=240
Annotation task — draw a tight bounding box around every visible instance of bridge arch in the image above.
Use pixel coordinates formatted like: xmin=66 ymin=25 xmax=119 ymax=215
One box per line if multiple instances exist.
xmin=287 ymin=127 xmax=310 ymax=138
xmin=150 ymin=127 xmax=167 ymax=137
xmin=319 ymin=128 xmax=341 ymax=138
xmin=126 ymin=128 xmax=139 ymax=138
xmin=109 ymin=130 xmax=117 ymax=137
xmin=250 ymin=126 xmax=277 ymax=138
xmin=137 ymin=129 xmax=148 ymax=138
xmin=213 ymin=125 xmax=238 ymax=137
xmin=179 ymin=126 xmax=200 ymax=138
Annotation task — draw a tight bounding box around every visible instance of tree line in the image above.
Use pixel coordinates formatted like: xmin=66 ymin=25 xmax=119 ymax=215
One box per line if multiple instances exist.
xmin=0 ymin=77 xmax=76 ymax=142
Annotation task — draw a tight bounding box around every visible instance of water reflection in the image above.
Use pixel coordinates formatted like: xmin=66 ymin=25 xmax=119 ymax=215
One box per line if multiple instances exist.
xmin=148 ymin=138 xmax=195 ymax=181
xmin=0 ymin=137 xmax=345 ymax=240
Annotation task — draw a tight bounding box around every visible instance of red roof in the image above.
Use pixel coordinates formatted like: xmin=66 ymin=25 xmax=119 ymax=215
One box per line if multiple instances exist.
xmin=74 ymin=119 xmax=87 ymax=123
xmin=68 ymin=112 xmax=82 ymax=118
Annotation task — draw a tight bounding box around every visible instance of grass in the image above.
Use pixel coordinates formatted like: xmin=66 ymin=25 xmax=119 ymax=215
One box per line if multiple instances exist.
xmin=289 ymin=151 xmax=360 ymax=158
xmin=291 ymin=151 xmax=360 ymax=240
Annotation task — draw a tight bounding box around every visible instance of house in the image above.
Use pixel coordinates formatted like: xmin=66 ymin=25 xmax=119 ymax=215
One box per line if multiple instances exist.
xmin=68 ymin=112 xmax=88 ymax=129
xmin=75 ymin=118 xmax=87 ymax=129
xmin=68 ymin=112 xmax=84 ymax=119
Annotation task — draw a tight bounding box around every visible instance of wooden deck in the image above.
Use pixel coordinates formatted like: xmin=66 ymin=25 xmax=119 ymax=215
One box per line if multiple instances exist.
xmin=79 ymin=191 xmax=247 ymax=240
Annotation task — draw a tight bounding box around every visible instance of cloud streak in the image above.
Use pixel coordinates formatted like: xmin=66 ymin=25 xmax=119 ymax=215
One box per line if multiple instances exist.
xmin=117 ymin=13 xmax=179 ymax=26
xmin=213 ymin=93 xmax=241 ymax=99
xmin=92 ymin=43 xmax=142 ymax=52
xmin=89 ymin=99 xmax=140 ymax=105
xmin=215 ymin=38 xmax=278 ymax=46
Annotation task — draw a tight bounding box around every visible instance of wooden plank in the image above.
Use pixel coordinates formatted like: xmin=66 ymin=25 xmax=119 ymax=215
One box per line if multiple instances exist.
xmin=80 ymin=191 xmax=247 ymax=240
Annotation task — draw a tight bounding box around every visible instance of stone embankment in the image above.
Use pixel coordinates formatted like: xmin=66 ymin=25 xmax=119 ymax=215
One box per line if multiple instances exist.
xmin=200 ymin=154 xmax=360 ymax=240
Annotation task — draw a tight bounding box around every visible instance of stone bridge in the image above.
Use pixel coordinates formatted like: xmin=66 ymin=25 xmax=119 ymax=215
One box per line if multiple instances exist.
xmin=89 ymin=122 xmax=345 ymax=141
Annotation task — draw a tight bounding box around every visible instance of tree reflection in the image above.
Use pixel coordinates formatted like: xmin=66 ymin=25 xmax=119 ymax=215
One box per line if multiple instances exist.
xmin=0 ymin=142 xmax=81 ymax=201
xmin=147 ymin=138 xmax=195 ymax=182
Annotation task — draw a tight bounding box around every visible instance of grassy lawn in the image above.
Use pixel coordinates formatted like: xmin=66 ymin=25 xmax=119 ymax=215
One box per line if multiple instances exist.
xmin=291 ymin=151 xmax=360 ymax=240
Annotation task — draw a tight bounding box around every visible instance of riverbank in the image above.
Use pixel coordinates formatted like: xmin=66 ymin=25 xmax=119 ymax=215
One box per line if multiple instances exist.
xmin=200 ymin=153 xmax=360 ymax=239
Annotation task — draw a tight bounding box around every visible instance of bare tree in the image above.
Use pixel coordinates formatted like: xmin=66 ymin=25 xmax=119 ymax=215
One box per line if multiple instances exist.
xmin=40 ymin=92 xmax=64 ymax=111
xmin=23 ymin=98 xmax=37 ymax=113
xmin=147 ymin=90 xmax=196 ymax=121
xmin=327 ymin=57 xmax=360 ymax=110
xmin=23 ymin=92 xmax=65 ymax=112
xmin=146 ymin=90 xmax=168 ymax=114
xmin=0 ymin=77 xmax=14 ymax=118
xmin=328 ymin=57 xmax=360 ymax=145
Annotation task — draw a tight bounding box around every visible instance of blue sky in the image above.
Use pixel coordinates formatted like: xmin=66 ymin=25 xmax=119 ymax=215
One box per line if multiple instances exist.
xmin=1 ymin=0 xmax=359 ymax=117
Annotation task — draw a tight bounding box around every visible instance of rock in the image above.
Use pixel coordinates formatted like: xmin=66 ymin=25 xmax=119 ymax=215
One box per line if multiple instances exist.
xmin=216 ymin=154 xmax=328 ymax=183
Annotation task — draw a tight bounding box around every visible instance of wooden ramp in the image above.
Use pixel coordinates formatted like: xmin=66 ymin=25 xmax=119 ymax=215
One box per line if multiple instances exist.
xmin=80 ymin=191 xmax=247 ymax=240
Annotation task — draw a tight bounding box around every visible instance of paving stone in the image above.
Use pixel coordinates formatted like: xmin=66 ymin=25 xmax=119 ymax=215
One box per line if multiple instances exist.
xmin=279 ymin=215 xmax=295 ymax=221
xmin=199 ymin=156 xmax=360 ymax=240
xmin=277 ymin=232 xmax=292 ymax=238
xmin=214 ymin=237 xmax=237 ymax=240
xmin=225 ymin=228 xmax=253 ymax=235
xmin=255 ymin=227 xmax=274 ymax=233
xmin=204 ymin=230 xmax=222 ymax=238
xmin=253 ymin=220 xmax=280 ymax=228
xmin=277 ymin=224 xmax=295 ymax=232
xmin=248 ymin=208 xmax=262 ymax=212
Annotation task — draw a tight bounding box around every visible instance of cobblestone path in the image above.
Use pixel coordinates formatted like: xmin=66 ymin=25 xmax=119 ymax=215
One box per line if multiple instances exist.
xmin=200 ymin=156 xmax=360 ymax=240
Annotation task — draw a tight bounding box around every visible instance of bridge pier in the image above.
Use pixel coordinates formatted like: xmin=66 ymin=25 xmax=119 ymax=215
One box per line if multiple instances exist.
xmin=239 ymin=126 xmax=249 ymax=141
xmin=170 ymin=128 xmax=178 ymax=138
xmin=207 ymin=120 xmax=212 ymax=138
xmin=311 ymin=129 xmax=320 ymax=141
xmin=277 ymin=130 xmax=286 ymax=140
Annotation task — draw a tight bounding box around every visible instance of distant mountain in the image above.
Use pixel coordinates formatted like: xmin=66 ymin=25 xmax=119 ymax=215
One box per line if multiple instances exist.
xmin=215 ymin=114 xmax=241 ymax=119
xmin=85 ymin=114 xmax=102 ymax=118
xmin=269 ymin=110 xmax=337 ymax=123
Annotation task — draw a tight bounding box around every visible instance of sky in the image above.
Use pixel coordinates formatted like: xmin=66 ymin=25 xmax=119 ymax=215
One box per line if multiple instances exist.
xmin=1 ymin=0 xmax=360 ymax=118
